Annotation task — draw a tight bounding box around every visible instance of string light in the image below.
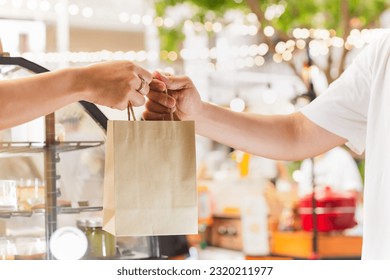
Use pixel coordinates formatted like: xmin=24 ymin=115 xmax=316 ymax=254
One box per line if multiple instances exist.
xmin=142 ymin=15 xmax=153 ymax=26
xmin=204 ymin=21 xmax=213 ymax=32
xmin=82 ymin=7 xmax=93 ymax=18
xmin=248 ymin=25 xmax=258 ymax=36
xmin=163 ymin=17 xmax=174 ymax=28
xmin=230 ymin=98 xmax=246 ymax=112
xmin=273 ymin=53 xmax=283 ymax=63
xmin=154 ymin=17 xmax=164 ymax=27
xmin=254 ymin=56 xmax=265 ymax=66
xmin=248 ymin=44 xmax=258 ymax=56
xmin=26 ymin=0 xmax=37 ymax=10
xmin=264 ymin=26 xmax=275 ymax=37
xmin=275 ymin=41 xmax=286 ymax=54
xmin=11 ymin=0 xmax=22 ymax=8
xmin=68 ymin=4 xmax=79 ymax=16
xmin=245 ymin=57 xmax=255 ymax=67
xmin=282 ymin=51 xmax=293 ymax=61
xmin=167 ymin=51 xmax=178 ymax=61
xmin=246 ymin=13 xmax=258 ymax=23
xmin=264 ymin=4 xmax=285 ymax=21
xmin=54 ymin=2 xmax=66 ymax=14
xmin=39 ymin=0 xmax=50 ymax=11
xmin=21 ymin=27 xmax=384 ymax=66
xmin=131 ymin=14 xmax=141 ymax=25
xmin=296 ymin=39 xmax=306 ymax=49
xmin=119 ymin=12 xmax=130 ymax=23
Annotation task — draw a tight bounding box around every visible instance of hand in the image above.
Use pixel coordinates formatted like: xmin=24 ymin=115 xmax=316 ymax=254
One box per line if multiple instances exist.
xmin=76 ymin=60 xmax=152 ymax=110
xmin=143 ymin=72 xmax=203 ymax=121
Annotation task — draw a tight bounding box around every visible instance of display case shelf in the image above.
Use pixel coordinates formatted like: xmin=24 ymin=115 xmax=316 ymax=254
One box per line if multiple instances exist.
xmin=58 ymin=206 xmax=103 ymax=214
xmin=0 ymin=206 xmax=103 ymax=219
xmin=0 ymin=141 xmax=104 ymax=155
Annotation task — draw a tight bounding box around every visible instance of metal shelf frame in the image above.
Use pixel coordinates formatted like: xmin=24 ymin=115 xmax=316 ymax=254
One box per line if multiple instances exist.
xmin=0 ymin=141 xmax=104 ymax=154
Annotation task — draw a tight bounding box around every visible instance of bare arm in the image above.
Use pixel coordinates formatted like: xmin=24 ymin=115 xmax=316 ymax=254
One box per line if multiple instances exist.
xmin=144 ymin=73 xmax=346 ymax=161
xmin=0 ymin=68 xmax=80 ymax=130
xmin=196 ymin=102 xmax=346 ymax=161
xmin=0 ymin=60 xmax=152 ymax=130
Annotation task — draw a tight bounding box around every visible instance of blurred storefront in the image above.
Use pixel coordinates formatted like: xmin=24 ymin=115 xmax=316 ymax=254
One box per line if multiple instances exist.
xmin=1 ymin=0 xmax=386 ymax=260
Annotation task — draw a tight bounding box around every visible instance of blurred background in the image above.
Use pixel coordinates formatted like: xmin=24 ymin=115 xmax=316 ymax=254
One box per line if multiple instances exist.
xmin=0 ymin=0 xmax=387 ymax=260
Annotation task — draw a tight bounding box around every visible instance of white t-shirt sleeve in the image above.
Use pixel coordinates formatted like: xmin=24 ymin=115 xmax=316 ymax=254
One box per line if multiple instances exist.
xmin=299 ymin=36 xmax=385 ymax=154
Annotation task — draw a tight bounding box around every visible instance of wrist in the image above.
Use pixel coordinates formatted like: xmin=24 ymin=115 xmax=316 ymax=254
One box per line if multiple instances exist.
xmin=193 ymin=101 xmax=214 ymax=133
xmin=65 ymin=66 xmax=92 ymax=102
xmin=54 ymin=67 xmax=83 ymax=103
xmin=193 ymin=101 xmax=209 ymax=122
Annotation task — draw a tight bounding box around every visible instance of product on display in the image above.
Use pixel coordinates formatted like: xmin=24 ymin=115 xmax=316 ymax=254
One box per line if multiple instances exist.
xmin=298 ymin=186 xmax=356 ymax=232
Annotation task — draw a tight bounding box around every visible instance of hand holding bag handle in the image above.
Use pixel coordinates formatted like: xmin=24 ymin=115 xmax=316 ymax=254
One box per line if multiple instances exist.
xmin=127 ymin=89 xmax=174 ymax=121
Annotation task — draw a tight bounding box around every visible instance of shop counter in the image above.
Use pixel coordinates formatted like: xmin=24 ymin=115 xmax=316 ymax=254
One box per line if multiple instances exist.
xmin=270 ymin=231 xmax=362 ymax=259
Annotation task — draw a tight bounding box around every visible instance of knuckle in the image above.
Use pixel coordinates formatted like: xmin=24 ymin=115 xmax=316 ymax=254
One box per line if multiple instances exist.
xmin=132 ymin=96 xmax=146 ymax=107
xmin=128 ymin=72 xmax=138 ymax=82
xmin=144 ymin=101 xmax=155 ymax=110
xmin=145 ymin=74 xmax=153 ymax=84
xmin=141 ymin=84 xmax=150 ymax=95
xmin=138 ymin=98 xmax=146 ymax=106
xmin=117 ymin=102 xmax=127 ymax=111
xmin=184 ymin=75 xmax=193 ymax=85
xmin=129 ymin=70 xmax=137 ymax=77
xmin=126 ymin=61 xmax=136 ymax=70
xmin=142 ymin=112 xmax=153 ymax=120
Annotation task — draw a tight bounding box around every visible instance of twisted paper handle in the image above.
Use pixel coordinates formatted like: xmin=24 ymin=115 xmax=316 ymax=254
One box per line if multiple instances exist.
xmin=164 ymin=89 xmax=174 ymax=121
xmin=127 ymin=101 xmax=136 ymax=121
xmin=127 ymin=89 xmax=173 ymax=121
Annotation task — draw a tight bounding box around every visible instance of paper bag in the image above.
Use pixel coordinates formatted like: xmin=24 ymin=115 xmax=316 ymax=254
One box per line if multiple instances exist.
xmin=102 ymin=119 xmax=198 ymax=236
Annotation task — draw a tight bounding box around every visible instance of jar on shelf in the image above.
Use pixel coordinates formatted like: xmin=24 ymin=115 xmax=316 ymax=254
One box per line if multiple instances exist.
xmin=76 ymin=218 xmax=87 ymax=233
xmin=0 ymin=180 xmax=17 ymax=211
xmin=14 ymin=236 xmax=46 ymax=260
xmin=84 ymin=218 xmax=116 ymax=259
xmin=0 ymin=238 xmax=16 ymax=260
xmin=17 ymin=178 xmax=44 ymax=211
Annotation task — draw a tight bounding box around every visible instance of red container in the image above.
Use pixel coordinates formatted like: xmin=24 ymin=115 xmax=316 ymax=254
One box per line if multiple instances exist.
xmin=298 ymin=186 xmax=356 ymax=232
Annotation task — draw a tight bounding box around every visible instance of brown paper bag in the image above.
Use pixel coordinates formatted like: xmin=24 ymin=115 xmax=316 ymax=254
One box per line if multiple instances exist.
xmin=102 ymin=109 xmax=198 ymax=236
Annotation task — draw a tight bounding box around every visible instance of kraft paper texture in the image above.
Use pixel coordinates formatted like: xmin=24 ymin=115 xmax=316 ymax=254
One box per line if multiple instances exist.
xmin=103 ymin=120 xmax=198 ymax=236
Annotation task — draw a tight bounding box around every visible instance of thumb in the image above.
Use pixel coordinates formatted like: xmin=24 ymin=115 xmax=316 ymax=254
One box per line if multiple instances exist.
xmin=154 ymin=71 xmax=192 ymax=91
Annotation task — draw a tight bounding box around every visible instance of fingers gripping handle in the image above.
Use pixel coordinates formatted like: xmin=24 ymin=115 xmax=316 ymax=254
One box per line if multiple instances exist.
xmin=127 ymin=89 xmax=173 ymax=121
xmin=164 ymin=89 xmax=174 ymax=121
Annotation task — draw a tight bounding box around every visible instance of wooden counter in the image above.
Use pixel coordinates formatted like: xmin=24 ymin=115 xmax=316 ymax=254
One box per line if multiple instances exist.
xmin=270 ymin=231 xmax=362 ymax=259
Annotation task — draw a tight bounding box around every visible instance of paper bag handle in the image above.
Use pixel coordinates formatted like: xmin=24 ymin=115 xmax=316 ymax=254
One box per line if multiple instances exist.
xmin=127 ymin=101 xmax=137 ymax=121
xmin=164 ymin=89 xmax=174 ymax=121
xmin=127 ymin=90 xmax=174 ymax=121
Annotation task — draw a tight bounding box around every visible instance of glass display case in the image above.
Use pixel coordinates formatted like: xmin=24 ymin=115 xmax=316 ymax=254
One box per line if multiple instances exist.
xmin=0 ymin=52 xmax=161 ymax=260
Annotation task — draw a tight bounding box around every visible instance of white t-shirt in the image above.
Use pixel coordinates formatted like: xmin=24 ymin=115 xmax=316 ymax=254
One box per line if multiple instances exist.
xmin=300 ymin=32 xmax=390 ymax=260
xmin=298 ymin=146 xmax=363 ymax=197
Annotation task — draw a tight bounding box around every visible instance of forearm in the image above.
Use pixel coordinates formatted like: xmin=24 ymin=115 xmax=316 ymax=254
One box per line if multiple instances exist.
xmin=0 ymin=68 xmax=82 ymax=130
xmin=195 ymin=102 xmax=345 ymax=161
